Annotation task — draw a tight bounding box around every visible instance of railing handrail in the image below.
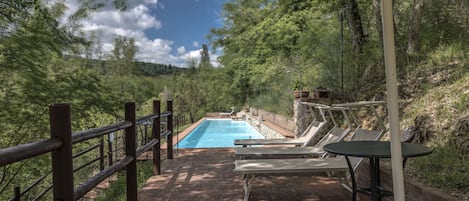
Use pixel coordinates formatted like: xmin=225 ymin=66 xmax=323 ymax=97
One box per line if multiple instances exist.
xmin=72 ymin=120 xmax=133 ymax=144
xmin=0 ymin=138 xmax=63 ymax=166
xmin=0 ymin=100 xmax=174 ymax=201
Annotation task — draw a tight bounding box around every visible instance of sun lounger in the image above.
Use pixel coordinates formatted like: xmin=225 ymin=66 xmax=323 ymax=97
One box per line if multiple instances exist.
xmin=233 ymin=120 xmax=327 ymax=147
xmin=234 ymin=157 xmax=351 ymax=201
xmin=235 ymin=126 xmax=350 ymax=158
xmin=218 ymin=107 xmax=235 ymax=117
xmin=233 ymin=128 xmax=385 ymax=201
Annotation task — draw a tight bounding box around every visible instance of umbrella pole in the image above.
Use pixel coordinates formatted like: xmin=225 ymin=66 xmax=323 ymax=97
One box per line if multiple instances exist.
xmin=381 ymin=0 xmax=405 ymax=200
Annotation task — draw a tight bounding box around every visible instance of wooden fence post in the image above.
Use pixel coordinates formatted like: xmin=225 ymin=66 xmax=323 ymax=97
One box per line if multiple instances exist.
xmin=125 ymin=102 xmax=137 ymax=201
xmin=99 ymin=137 xmax=105 ymax=170
xmin=166 ymin=101 xmax=173 ymax=159
xmin=108 ymin=133 xmax=113 ymax=166
xmin=153 ymin=100 xmax=161 ymax=175
xmin=14 ymin=186 xmax=20 ymax=201
xmin=50 ymin=104 xmax=74 ymax=201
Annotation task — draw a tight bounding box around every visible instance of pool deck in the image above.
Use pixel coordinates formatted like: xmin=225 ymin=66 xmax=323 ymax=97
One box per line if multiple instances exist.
xmin=145 ymin=118 xmax=356 ymax=200
xmin=138 ymin=148 xmax=355 ymax=201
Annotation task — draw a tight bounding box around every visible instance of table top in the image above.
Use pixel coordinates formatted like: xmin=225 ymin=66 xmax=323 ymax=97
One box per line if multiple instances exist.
xmin=323 ymin=141 xmax=432 ymax=158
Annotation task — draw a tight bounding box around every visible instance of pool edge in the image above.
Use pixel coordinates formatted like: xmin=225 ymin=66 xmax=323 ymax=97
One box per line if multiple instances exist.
xmin=160 ymin=117 xmax=207 ymax=149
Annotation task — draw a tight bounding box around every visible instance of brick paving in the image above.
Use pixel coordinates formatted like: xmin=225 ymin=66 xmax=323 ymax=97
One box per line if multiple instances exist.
xmin=138 ymin=148 xmax=354 ymax=201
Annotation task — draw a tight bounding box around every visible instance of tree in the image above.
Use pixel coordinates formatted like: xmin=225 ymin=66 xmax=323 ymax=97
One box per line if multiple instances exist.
xmin=110 ymin=35 xmax=138 ymax=75
xmin=199 ymin=44 xmax=211 ymax=69
xmin=173 ymin=73 xmax=206 ymax=123
xmin=0 ymin=1 xmax=126 ymax=198
xmin=407 ymin=0 xmax=424 ymax=54
xmin=342 ymin=0 xmax=367 ymax=53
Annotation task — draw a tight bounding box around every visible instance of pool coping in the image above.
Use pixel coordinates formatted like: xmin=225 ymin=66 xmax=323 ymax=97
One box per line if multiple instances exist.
xmin=160 ymin=117 xmax=207 ymax=149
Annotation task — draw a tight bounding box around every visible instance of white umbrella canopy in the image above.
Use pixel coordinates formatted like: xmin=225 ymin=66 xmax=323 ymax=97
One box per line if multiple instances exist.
xmin=380 ymin=0 xmax=405 ymax=200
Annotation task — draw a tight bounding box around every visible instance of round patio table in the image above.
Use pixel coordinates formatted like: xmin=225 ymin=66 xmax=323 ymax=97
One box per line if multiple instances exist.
xmin=323 ymin=141 xmax=432 ymax=201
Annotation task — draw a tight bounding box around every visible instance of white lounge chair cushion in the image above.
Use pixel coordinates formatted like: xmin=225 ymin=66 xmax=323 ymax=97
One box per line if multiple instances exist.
xmin=234 ymin=138 xmax=305 ymax=146
xmin=235 ymin=146 xmax=325 ymax=157
xmin=234 ymin=157 xmax=349 ymax=174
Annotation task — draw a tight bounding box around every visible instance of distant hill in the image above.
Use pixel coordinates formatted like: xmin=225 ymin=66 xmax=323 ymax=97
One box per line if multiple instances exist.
xmin=135 ymin=61 xmax=187 ymax=76
xmin=64 ymin=56 xmax=188 ymax=76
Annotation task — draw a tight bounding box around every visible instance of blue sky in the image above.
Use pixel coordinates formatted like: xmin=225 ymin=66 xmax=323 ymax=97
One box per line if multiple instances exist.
xmin=62 ymin=0 xmax=228 ymax=67
xmin=148 ymin=0 xmax=226 ymax=55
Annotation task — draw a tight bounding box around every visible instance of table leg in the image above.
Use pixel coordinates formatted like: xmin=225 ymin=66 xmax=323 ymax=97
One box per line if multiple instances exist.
xmin=376 ymin=158 xmax=381 ymax=188
xmin=369 ymin=157 xmax=380 ymax=201
xmin=344 ymin=156 xmax=357 ymax=201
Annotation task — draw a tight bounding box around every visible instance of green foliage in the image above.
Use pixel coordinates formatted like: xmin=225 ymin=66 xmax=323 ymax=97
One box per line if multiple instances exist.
xmin=1 ymin=0 xmax=468 ymax=199
xmin=0 ymin=0 xmax=176 ymax=198
xmin=409 ymin=146 xmax=469 ymax=194
xmin=211 ymin=0 xmax=468 ymax=102
xmin=136 ymin=61 xmax=186 ymax=76
xmin=95 ymin=161 xmax=154 ymax=201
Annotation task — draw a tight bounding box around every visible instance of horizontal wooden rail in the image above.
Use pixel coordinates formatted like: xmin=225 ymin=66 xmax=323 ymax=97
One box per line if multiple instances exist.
xmin=74 ymin=155 xmax=134 ymax=199
xmin=136 ymin=114 xmax=159 ymax=124
xmin=0 ymin=138 xmax=62 ymax=166
xmin=160 ymin=111 xmax=171 ymax=117
xmin=0 ymin=100 xmax=174 ymax=201
xmin=136 ymin=139 xmax=159 ymax=156
xmin=72 ymin=121 xmax=132 ymax=144
xmin=161 ymin=130 xmax=172 ymax=138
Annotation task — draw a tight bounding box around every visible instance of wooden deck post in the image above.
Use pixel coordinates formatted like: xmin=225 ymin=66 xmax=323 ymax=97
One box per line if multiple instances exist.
xmin=153 ymin=100 xmax=161 ymax=175
xmin=99 ymin=137 xmax=105 ymax=170
xmin=125 ymin=102 xmax=137 ymax=201
xmin=167 ymin=101 xmax=173 ymax=159
xmin=14 ymin=186 xmax=20 ymax=201
xmin=108 ymin=133 xmax=113 ymax=166
xmin=50 ymin=104 xmax=74 ymax=201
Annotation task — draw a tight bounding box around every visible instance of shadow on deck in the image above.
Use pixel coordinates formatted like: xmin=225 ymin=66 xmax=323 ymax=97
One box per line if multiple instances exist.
xmin=138 ymin=148 xmax=353 ymax=201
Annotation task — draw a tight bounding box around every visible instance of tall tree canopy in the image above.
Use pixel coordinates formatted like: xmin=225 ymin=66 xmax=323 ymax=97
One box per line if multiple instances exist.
xmin=210 ymin=0 xmax=468 ymax=114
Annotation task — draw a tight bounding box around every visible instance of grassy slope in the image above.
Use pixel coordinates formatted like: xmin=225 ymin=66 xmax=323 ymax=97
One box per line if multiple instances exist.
xmin=399 ymin=59 xmax=469 ymax=198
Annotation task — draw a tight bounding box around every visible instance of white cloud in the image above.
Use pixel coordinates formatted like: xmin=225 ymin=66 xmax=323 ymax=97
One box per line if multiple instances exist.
xmin=144 ymin=0 xmax=158 ymax=4
xmin=181 ymin=49 xmax=201 ymax=61
xmin=57 ymin=0 xmax=219 ymax=68
xmin=177 ymin=46 xmax=186 ymax=55
xmin=179 ymin=48 xmax=221 ymax=67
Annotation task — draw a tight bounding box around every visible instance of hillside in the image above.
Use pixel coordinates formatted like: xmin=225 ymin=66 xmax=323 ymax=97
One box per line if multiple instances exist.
xmin=398 ymin=61 xmax=469 ymax=199
xmin=135 ymin=61 xmax=187 ymax=77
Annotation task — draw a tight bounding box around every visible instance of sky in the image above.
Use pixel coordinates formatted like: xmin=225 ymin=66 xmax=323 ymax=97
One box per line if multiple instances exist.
xmin=61 ymin=0 xmax=228 ymax=67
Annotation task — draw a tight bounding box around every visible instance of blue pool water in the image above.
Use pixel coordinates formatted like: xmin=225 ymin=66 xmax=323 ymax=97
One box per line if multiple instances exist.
xmin=175 ymin=119 xmax=264 ymax=148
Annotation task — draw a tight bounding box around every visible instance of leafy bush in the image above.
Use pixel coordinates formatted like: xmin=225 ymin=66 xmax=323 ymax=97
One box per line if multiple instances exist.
xmin=95 ymin=161 xmax=154 ymax=201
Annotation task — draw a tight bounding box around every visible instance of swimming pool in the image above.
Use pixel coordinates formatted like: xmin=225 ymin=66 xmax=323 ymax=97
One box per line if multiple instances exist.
xmin=175 ymin=119 xmax=264 ymax=148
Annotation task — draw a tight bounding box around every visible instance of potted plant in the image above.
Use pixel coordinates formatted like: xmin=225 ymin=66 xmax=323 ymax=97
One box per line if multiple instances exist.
xmin=292 ymin=80 xmax=309 ymax=98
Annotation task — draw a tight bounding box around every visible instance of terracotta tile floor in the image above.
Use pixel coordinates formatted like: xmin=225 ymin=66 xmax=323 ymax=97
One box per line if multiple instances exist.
xmin=138 ymin=148 xmax=354 ymax=201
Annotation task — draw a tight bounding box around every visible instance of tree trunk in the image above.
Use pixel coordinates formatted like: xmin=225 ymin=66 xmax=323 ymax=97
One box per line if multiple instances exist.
xmin=189 ymin=111 xmax=195 ymax=123
xmin=407 ymin=0 xmax=424 ymax=54
xmin=372 ymin=0 xmax=383 ymax=46
xmin=343 ymin=0 xmax=367 ymax=53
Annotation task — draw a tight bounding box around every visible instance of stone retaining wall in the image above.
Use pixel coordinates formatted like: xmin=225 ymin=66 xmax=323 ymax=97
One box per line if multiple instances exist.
xmin=248 ymin=107 xmax=294 ymax=132
xmin=244 ymin=109 xmax=288 ymax=139
xmin=257 ymin=122 xmax=286 ymax=139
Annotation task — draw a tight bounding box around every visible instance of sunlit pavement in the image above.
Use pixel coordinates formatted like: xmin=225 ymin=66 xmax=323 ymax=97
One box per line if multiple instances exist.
xmin=138 ymin=148 xmax=354 ymax=201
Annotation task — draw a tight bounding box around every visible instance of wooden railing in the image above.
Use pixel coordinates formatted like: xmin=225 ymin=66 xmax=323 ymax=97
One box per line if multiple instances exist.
xmin=0 ymin=100 xmax=174 ymax=201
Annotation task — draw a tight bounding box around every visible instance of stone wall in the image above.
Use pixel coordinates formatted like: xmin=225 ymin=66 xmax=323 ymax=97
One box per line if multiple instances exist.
xmin=293 ymin=99 xmax=312 ymax=137
xmin=257 ymin=122 xmax=287 ymax=139
xmin=248 ymin=107 xmax=294 ymax=132
xmin=244 ymin=108 xmax=289 ymax=139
